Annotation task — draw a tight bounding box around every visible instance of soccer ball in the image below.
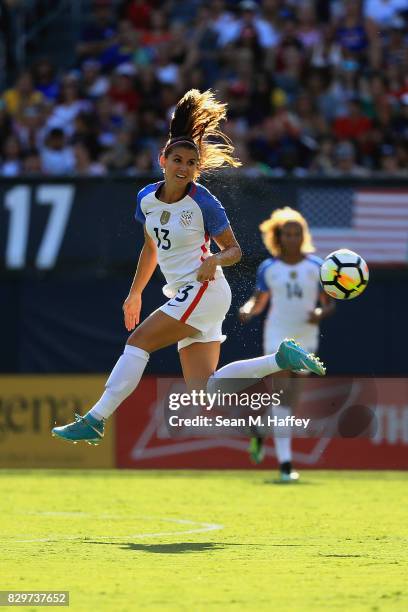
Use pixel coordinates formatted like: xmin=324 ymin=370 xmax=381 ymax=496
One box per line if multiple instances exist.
xmin=320 ymin=249 xmax=369 ymax=300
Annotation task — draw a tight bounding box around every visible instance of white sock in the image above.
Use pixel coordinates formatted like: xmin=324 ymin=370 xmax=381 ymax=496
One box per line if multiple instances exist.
xmin=273 ymin=405 xmax=292 ymax=464
xmin=214 ymin=353 xmax=281 ymax=378
xmin=87 ymin=345 xmax=149 ymax=420
xmin=207 ymin=353 xmax=281 ymax=393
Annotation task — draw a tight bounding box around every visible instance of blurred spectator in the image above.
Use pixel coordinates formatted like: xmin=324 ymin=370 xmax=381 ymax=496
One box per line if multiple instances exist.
xmin=335 ymin=0 xmax=373 ymax=59
xmin=77 ymin=0 xmax=117 ymax=60
xmin=223 ymin=0 xmax=280 ymax=49
xmin=73 ymin=141 xmax=106 ymax=176
xmin=2 ymin=71 xmax=44 ymax=118
xmin=274 ymin=34 xmax=305 ymax=103
xmin=297 ymin=3 xmax=322 ymax=50
xmin=101 ymin=129 xmax=134 ymax=172
xmin=0 ymin=99 xmax=13 ymax=142
xmin=0 ymin=0 xmax=16 ymax=85
xmin=333 ymin=98 xmax=372 ymax=140
xmin=158 ymin=84 xmax=179 ymax=118
xmin=247 ymin=103 xmax=302 ymax=171
xmin=395 ymin=140 xmax=408 ymax=168
xmin=99 ymin=19 xmax=137 ymax=70
xmin=310 ymin=25 xmax=342 ymax=70
xmin=167 ymin=0 xmax=201 ymax=26
xmin=232 ymin=140 xmax=274 ymax=177
xmin=208 ymin=0 xmax=237 ymax=48
xmin=108 ymin=63 xmax=140 ymax=113
xmin=363 ymin=0 xmax=407 ymax=28
xmin=378 ymin=143 xmax=408 ymax=175
xmin=47 ymin=78 xmax=90 ymax=135
xmin=154 ymin=44 xmax=180 ymax=85
xmin=135 ymin=107 xmax=165 ymax=153
xmin=14 ymin=105 xmax=47 ymax=151
xmin=187 ymin=7 xmax=220 ymax=88
xmin=391 ymin=92 xmax=408 ymax=139
xmin=136 ymin=67 xmax=162 ymax=111
xmin=310 ymin=136 xmax=336 ymax=174
xmin=329 ymin=140 xmax=369 ymax=176
xmin=306 ymin=71 xmax=339 ymax=123
xmin=81 ymin=60 xmax=109 ymax=100
xmin=95 ymin=95 xmax=123 ymax=148
xmin=32 ymin=58 xmax=59 ymax=102
xmin=296 ymin=91 xmax=328 ymax=144
xmin=270 ymin=144 xmax=309 ymax=177
xmin=385 ymin=16 xmax=407 ymax=66
xmin=167 ymin=22 xmax=191 ymax=69
xmin=40 ymin=128 xmax=75 ymax=175
xmin=22 ymin=149 xmax=43 ymax=175
xmin=387 ymin=64 xmax=407 ymax=101
xmin=140 ymin=9 xmax=173 ymax=49
xmin=71 ymin=112 xmax=101 ymax=155
xmin=0 ymin=134 xmax=22 ymax=176
xmin=248 ymin=71 xmax=273 ymax=123
xmin=360 ymin=73 xmax=391 ymax=118
xmin=120 ymin=0 xmax=152 ymax=31
xmin=127 ymin=148 xmax=159 ymax=176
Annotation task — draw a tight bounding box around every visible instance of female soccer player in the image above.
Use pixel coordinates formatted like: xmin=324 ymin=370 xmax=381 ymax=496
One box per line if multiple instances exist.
xmin=239 ymin=207 xmax=334 ymax=481
xmin=52 ymin=91 xmax=325 ymax=445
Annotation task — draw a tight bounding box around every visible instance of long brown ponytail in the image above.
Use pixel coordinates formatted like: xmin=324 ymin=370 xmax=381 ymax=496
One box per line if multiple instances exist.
xmin=163 ymin=89 xmax=241 ymax=174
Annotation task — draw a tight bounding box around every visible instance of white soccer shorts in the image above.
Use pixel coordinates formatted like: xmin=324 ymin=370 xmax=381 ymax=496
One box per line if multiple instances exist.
xmin=159 ymin=275 xmax=232 ymax=350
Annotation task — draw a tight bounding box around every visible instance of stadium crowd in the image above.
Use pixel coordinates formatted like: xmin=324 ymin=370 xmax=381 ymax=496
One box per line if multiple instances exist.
xmin=1 ymin=0 xmax=408 ymax=177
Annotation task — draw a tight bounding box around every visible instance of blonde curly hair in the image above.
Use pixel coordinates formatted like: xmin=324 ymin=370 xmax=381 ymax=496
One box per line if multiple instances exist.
xmin=259 ymin=207 xmax=315 ymax=257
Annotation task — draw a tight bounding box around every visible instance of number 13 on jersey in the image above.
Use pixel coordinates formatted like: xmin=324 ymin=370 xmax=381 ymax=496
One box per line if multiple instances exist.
xmin=153 ymin=227 xmax=171 ymax=250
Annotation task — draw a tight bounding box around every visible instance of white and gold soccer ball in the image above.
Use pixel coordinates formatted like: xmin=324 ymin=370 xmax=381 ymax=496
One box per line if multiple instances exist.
xmin=320 ymin=249 xmax=369 ymax=300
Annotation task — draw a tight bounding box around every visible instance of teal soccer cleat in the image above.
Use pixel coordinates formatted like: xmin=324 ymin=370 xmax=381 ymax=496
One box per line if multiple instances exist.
xmin=52 ymin=413 xmax=104 ymax=445
xmin=275 ymin=339 xmax=326 ymax=376
xmin=280 ymin=470 xmax=300 ymax=483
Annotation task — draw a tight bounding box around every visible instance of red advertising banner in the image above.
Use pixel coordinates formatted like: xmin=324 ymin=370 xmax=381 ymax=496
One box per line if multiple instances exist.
xmin=116 ymin=377 xmax=408 ymax=469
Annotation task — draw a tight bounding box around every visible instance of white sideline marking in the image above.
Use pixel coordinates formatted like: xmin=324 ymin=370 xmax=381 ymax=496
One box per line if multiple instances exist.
xmin=10 ymin=513 xmax=223 ymax=543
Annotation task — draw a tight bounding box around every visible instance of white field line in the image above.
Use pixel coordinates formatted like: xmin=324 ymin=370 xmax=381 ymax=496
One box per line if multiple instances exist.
xmin=6 ymin=512 xmax=224 ymax=543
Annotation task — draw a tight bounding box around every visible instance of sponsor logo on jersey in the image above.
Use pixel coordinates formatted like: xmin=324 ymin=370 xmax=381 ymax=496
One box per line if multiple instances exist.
xmin=290 ymin=271 xmax=298 ymax=279
xmin=180 ymin=210 xmax=193 ymax=227
xmin=160 ymin=211 xmax=171 ymax=225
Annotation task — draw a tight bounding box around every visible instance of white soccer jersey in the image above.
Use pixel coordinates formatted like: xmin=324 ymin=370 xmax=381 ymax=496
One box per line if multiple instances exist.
xmin=136 ymin=181 xmax=230 ymax=298
xmin=256 ymin=255 xmax=323 ymax=349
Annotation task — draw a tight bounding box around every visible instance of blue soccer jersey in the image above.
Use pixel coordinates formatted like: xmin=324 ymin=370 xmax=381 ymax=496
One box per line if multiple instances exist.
xmin=136 ymin=181 xmax=230 ymax=297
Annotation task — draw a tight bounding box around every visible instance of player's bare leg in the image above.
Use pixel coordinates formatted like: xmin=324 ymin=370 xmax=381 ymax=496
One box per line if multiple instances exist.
xmin=126 ymin=310 xmax=199 ymax=353
xmin=179 ymin=341 xmax=221 ymax=392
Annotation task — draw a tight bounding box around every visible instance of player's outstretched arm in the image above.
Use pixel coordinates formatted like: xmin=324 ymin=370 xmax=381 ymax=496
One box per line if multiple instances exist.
xmin=238 ymin=290 xmax=270 ymax=323
xmin=307 ymin=291 xmax=336 ymax=324
xmin=196 ymin=226 xmax=241 ymax=282
xmin=123 ymin=226 xmax=158 ymax=331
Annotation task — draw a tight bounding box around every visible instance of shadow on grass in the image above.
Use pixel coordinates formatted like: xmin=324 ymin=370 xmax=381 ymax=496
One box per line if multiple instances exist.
xmin=88 ymin=541 xmax=224 ymax=554
xmin=87 ymin=541 xmax=310 ymax=553
xmin=262 ymin=479 xmax=322 ymax=486
xmin=319 ymin=553 xmax=364 ymax=558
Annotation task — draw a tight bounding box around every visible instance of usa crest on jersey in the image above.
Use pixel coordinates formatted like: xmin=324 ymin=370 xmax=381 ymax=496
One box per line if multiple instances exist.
xmin=180 ymin=210 xmax=193 ymax=227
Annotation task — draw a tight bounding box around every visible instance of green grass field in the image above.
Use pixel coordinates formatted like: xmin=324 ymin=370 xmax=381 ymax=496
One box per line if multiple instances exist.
xmin=1 ymin=470 xmax=407 ymax=611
